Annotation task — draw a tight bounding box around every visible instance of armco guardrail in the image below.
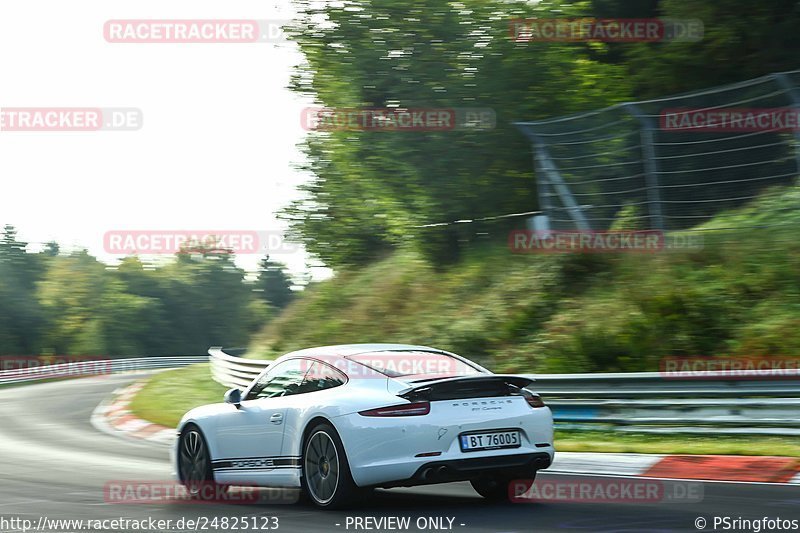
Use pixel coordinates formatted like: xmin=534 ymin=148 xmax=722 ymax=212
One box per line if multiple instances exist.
xmin=208 ymin=348 xmax=800 ymax=436
xmin=532 ymin=371 xmax=800 ymax=435
xmin=0 ymin=356 xmax=208 ymax=385
xmin=209 ymin=347 xmax=273 ymax=390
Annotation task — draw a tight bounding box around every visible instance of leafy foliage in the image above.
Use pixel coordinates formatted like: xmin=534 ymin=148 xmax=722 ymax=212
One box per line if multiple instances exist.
xmin=0 ymin=226 xmax=293 ymax=357
xmin=255 ymin=257 xmax=296 ymax=310
xmin=284 ymin=0 xmax=800 ymax=268
xmin=252 ymin=182 xmax=800 ymax=371
xmin=283 ymin=0 xmax=632 ymax=267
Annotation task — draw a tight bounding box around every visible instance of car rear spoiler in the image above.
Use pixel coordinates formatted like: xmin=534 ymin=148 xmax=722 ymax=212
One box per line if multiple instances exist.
xmin=396 ymin=374 xmax=535 ymax=402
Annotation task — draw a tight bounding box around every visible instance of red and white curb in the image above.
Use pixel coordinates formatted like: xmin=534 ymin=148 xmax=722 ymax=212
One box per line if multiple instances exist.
xmin=552 ymin=452 xmax=800 ymax=485
xmin=552 ymin=452 xmax=665 ymax=477
xmin=91 ymin=381 xmax=175 ymax=446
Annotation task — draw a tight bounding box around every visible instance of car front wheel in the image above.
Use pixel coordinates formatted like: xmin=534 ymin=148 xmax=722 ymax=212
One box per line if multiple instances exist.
xmin=178 ymin=425 xmax=228 ymax=500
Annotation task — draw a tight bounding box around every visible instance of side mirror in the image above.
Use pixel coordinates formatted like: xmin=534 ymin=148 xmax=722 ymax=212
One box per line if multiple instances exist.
xmin=224 ymin=388 xmax=242 ymax=408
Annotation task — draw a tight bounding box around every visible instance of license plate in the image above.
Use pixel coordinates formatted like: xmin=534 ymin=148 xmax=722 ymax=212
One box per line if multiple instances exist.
xmin=459 ymin=430 xmax=521 ymax=452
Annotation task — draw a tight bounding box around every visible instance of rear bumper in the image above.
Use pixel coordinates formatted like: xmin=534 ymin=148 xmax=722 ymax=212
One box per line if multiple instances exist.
xmin=335 ymin=397 xmax=554 ymax=487
xmin=379 ymin=452 xmax=552 ymax=488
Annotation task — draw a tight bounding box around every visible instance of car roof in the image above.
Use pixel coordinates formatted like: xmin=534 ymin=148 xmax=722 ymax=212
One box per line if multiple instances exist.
xmin=281 ymin=343 xmax=452 ymax=359
xmin=260 ymin=343 xmax=492 ymax=383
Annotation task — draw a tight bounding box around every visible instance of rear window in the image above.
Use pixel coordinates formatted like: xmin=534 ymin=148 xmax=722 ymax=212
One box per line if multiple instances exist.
xmin=345 ymin=350 xmax=483 ymax=378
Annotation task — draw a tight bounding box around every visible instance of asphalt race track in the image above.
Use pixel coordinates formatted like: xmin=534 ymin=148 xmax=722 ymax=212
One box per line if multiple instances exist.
xmin=0 ymin=375 xmax=798 ymax=533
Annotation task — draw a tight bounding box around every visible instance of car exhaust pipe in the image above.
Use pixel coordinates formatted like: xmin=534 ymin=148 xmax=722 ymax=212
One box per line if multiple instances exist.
xmin=421 ymin=468 xmax=434 ymax=481
xmin=435 ymin=466 xmax=449 ymax=478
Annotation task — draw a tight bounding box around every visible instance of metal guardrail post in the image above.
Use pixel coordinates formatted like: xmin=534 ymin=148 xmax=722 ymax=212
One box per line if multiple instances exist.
xmin=516 ymin=124 xmax=590 ymax=231
xmin=772 ymin=72 xmax=800 ymax=175
xmin=536 ymin=142 xmax=591 ymax=231
xmin=532 ymin=146 xmax=554 ymax=232
xmin=623 ymin=103 xmax=665 ymax=231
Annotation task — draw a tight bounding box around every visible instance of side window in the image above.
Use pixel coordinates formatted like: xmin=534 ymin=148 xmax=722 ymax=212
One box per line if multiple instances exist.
xmin=299 ymin=361 xmax=347 ymax=394
xmin=246 ymin=359 xmax=309 ymax=400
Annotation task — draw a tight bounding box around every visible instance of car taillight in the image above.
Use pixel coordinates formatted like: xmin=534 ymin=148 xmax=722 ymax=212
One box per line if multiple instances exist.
xmin=522 ymin=390 xmax=546 ymax=408
xmin=359 ymin=401 xmax=431 ymax=417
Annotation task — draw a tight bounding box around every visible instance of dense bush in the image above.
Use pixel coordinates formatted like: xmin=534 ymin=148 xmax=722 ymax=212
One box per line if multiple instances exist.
xmin=251 ymin=183 xmax=800 ymax=372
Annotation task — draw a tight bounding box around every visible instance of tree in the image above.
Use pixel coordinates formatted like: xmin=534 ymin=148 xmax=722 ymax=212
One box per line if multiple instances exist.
xmin=43 ymin=241 xmax=60 ymax=257
xmin=283 ymin=0 xmax=632 ymax=268
xmin=615 ymin=0 xmax=800 ymax=97
xmin=157 ymin=252 xmax=257 ymax=353
xmin=255 ymin=256 xmax=295 ymax=310
xmin=0 ymin=225 xmax=46 ymax=354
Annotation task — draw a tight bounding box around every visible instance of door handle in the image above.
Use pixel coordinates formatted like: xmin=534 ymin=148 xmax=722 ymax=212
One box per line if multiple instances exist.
xmin=270 ymin=413 xmax=283 ymax=424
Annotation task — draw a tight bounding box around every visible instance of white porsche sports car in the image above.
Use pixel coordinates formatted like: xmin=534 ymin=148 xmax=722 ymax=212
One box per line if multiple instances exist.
xmin=175 ymin=344 xmax=554 ymax=508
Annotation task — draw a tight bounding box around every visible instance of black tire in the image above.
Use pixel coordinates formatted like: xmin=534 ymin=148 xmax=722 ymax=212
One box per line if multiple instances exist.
xmin=471 ymin=472 xmax=536 ymax=502
xmin=301 ymin=422 xmax=359 ymax=509
xmin=178 ymin=425 xmax=228 ymax=500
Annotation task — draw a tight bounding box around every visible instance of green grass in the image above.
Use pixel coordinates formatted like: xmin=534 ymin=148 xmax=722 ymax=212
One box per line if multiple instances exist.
xmin=129 ymin=365 xmax=800 ymax=457
xmin=128 ymin=364 xmax=227 ymax=428
xmin=555 ymin=430 xmax=800 ymax=457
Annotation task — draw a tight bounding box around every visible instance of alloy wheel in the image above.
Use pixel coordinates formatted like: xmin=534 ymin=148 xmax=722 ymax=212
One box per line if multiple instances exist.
xmin=304 ymin=430 xmax=340 ymax=505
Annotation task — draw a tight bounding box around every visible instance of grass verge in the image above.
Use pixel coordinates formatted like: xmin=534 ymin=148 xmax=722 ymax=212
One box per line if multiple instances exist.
xmin=555 ymin=430 xmax=800 ymax=457
xmin=129 ymin=367 xmax=800 ymax=457
xmin=127 ymin=364 xmax=227 ymax=428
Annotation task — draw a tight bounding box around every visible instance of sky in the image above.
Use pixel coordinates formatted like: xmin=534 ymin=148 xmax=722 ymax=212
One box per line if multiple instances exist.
xmin=0 ymin=0 xmax=331 ymax=281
